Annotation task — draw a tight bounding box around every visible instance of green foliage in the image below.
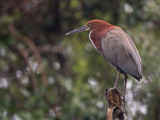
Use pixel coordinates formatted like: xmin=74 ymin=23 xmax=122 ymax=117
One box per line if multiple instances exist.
xmin=0 ymin=0 xmax=160 ymax=119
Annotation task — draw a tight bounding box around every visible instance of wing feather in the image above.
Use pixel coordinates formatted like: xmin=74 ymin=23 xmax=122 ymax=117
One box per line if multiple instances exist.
xmin=101 ymin=27 xmax=142 ymax=79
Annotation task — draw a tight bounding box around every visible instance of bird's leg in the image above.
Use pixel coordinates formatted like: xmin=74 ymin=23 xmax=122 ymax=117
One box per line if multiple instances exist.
xmin=122 ymin=74 xmax=128 ymax=102
xmin=122 ymin=74 xmax=128 ymax=115
xmin=114 ymin=71 xmax=121 ymax=88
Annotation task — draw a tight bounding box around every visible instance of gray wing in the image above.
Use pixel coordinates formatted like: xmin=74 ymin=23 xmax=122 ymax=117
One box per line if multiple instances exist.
xmin=101 ymin=27 xmax=142 ymax=79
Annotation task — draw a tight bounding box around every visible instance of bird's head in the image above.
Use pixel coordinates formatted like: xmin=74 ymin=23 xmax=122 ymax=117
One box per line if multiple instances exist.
xmin=65 ymin=19 xmax=112 ymax=35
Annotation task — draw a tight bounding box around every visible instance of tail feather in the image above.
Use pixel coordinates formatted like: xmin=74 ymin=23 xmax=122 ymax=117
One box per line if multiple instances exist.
xmin=132 ymin=75 xmax=142 ymax=81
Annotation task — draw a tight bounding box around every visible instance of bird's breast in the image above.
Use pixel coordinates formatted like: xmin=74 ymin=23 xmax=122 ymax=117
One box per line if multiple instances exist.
xmin=89 ymin=30 xmax=103 ymax=53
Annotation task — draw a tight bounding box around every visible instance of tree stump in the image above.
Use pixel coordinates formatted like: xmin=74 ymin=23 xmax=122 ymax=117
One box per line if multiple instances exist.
xmin=105 ymin=88 xmax=128 ymax=120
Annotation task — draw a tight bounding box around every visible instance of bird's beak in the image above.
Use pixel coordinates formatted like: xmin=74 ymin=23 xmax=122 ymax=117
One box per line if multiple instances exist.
xmin=65 ymin=25 xmax=90 ymax=35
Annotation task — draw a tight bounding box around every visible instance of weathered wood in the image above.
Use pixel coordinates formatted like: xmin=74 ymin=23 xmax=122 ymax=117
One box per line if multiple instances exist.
xmin=105 ymin=88 xmax=128 ymax=120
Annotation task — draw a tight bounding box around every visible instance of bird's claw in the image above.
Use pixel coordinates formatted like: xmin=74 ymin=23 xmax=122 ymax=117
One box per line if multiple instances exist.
xmin=121 ymin=96 xmax=125 ymax=102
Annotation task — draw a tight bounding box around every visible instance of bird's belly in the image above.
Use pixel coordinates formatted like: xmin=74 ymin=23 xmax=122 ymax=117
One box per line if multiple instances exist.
xmin=102 ymin=53 xmax=118 ymax=70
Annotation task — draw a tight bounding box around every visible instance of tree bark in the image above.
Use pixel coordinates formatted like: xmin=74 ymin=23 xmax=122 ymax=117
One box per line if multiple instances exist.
xmin=105 ymin=88 xmax=128 ymax=120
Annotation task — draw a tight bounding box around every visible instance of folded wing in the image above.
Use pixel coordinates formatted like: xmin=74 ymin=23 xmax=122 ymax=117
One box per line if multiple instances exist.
xmin=101 ymin=27 xmax=142 ymax=80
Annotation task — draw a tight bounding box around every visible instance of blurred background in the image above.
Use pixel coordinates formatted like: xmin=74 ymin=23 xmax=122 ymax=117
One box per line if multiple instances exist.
xmin=0 ymin=0 xmax=160 ymax=119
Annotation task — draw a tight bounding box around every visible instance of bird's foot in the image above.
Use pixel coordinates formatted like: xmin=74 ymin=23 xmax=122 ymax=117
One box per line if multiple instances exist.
xmin=113 ymin=86 xmax=116 ymax=89
xmin=113 ymin=85 xmax=117 ymax=89
xmin=121 ymin=96 xmax=125 ymax=102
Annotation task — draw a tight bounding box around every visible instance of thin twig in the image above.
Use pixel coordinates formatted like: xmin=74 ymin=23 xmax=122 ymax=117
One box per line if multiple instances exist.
xmin=16 ymin=45 xmax=38 ymax=90
xmin=8 ymin=23 xmax=48 ymax=86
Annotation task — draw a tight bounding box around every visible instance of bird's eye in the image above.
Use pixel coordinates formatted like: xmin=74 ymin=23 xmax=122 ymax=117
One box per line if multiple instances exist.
xmin=87 ymin=24 xmax=90 ymax=27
